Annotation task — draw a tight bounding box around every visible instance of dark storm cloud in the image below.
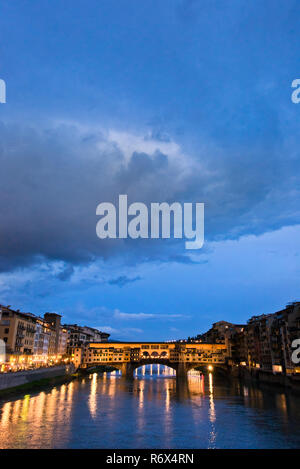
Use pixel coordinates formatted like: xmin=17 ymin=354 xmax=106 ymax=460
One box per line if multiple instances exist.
xmin=108 ymin=276 xmax=142 ymax=287
xmin=56 ymin=264 xmax=75 ymax=281
xmin=0 ymin=120 xmax=299 ymax=273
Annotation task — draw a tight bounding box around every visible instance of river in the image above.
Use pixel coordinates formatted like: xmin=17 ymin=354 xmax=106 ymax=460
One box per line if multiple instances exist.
xmin=0 ymin=365 xmax=300 ymax=449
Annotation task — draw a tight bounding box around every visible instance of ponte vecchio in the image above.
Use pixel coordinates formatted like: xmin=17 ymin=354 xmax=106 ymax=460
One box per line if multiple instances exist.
xmin=73 ymin=341 xmax=228 ymax=378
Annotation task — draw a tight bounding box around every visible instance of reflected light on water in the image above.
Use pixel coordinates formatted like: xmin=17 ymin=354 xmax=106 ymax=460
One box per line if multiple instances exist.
xmin=165 ymin=384 xmax=170 ymax=413
xmin=21 ymin=394 xmax=30 ymax=422
xmin=1 ymin=401 xmax=11 ymax=427
xmin=67 ymin=381 xmax=74 ymax=403
xmin=138 ymin=379 xmax=145 ymax=410
xmin=208 ymin=372 xmax=217 ymax=449
xmin=59 ymin=385 xmax=66 ymax=403
xmin=208 ymin=373 xmax=216 ymax=421
xmin=276 ymin=393 xmax=288 ymax=419
xmin=134 ymin=364 xmax=176 ymax=378
xmin=0 ymin=380 xmax=75 ymax=448
xmin=89 ymin=373 xmax=98 ymax=418
xmin=0 ymin=368 xmax=300 ymax=449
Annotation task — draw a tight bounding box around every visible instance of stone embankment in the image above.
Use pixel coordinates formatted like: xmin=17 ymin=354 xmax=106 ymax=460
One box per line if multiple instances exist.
xmin=0 ymin=364 xmax=75 ymax=392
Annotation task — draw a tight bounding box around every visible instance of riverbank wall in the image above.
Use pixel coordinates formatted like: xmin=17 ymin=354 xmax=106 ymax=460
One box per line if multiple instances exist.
xmin=0 ymin=364 xmax=75 ymax=393
xmin=237 ymin=366 xmax=300 ymax=391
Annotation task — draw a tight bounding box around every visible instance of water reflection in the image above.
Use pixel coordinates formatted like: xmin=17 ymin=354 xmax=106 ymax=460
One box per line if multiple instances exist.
xmin=0 ymin=365 xmax=300 ymax=449
xmin=0 ymin=381 xmax=74 ymax=448
xmin=88 ymin=373 xmax=98 ymax=418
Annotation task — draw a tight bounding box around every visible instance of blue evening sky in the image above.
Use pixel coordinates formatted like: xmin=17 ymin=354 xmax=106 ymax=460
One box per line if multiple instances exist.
xmin=0 ymin=0 xmax=300 ymax=340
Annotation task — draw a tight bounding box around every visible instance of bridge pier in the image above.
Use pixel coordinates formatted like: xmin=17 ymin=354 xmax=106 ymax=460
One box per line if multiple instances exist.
xmin=120 ymin=362 xmax=134 ymax=379
xmin=176 ymin=362 xmax=188 ymax=381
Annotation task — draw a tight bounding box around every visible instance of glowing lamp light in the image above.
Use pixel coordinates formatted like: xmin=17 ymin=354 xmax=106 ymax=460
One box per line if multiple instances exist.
xmin=207 ymin=365 xmax=213 ymax=372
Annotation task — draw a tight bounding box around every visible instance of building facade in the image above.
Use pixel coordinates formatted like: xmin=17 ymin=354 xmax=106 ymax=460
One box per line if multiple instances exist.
xmin=226 ymin=302 xmax=300 ymax=374
xmin=0 ymin=306 xmax=37 ymax=355
xmin=72 ymin=341 xmax=227 ymax=369
xmin=0 ymin=306 xmax=69 ymax=369
xmin=64 ymin=324 xmax=109 ymax=353
xmin=33 ymin=317 xmax=52 ymax=357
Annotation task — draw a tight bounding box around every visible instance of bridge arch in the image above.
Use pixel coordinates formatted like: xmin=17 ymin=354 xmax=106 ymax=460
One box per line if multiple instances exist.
xmin=86 ymin=361 xmax=178 ymax=377
xmin=186 ymin=363 xmax=228 ymax=377
xmin=131 ymin=359 xmax=178 ymax=373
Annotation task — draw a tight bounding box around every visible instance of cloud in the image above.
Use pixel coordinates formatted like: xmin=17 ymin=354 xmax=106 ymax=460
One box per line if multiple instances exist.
xmin=0 ymin=119 xmax=299 ymax=274
xmin=94 ymin=326 xmax=118 ymax=334
xmin=168 ymin=254 xmax=207 ymax=265
xmin=95 ymin=326 xmax=143 ymax=338
xmin=56 ymin=264 xmax=74 ymax=281
xmin=107 ymin=275 xmax=142 ymax=287
xmin=113 ymin=309 xmax=189 ymax=321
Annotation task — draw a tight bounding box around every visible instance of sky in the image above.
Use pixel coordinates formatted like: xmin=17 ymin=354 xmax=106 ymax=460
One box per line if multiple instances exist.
xmin=0 ymin=0 xmax=300 ymax=340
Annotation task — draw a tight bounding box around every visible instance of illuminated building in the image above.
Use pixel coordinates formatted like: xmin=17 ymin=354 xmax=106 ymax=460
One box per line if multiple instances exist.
xmin=0 ymin=305 xmax=36 ymax=355
xmin=72 ymin=341 xmax=227 ymax=377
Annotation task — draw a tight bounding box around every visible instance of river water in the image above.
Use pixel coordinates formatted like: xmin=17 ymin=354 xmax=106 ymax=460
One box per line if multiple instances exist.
xmin=0 ymin=366 xmax=300 ymax=449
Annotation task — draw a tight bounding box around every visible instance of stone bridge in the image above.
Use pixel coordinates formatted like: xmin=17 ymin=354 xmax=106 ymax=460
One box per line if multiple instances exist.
xmin=73 ymin=341 xmax=228 ymax=378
